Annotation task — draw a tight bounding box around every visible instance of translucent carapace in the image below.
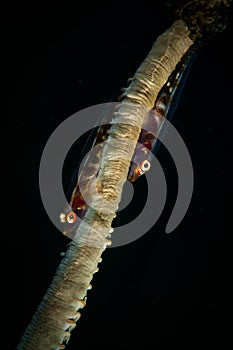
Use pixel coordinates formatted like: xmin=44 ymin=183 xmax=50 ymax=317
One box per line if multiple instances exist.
xmin=60 ymin=45 xmax=198 ymax=237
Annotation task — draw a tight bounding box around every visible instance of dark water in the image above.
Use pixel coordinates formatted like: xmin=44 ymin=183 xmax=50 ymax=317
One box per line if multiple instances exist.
xmin=5 ymin=2 xmax=233 ymax=349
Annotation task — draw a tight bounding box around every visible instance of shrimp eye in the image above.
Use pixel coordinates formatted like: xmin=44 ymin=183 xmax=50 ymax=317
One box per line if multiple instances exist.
xmin=140 ymin=160 xmax=151 ymax=172
xmin=66 ymin=211 xmax=77 ymax=224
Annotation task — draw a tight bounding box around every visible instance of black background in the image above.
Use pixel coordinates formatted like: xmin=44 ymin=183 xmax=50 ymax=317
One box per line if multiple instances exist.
xmin=6 ymin=2 xmax=233 ymax=349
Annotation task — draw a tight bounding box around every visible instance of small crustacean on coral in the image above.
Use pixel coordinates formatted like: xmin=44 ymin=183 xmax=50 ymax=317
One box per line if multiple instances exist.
xmin=17 ymin=1 xmax=232 ymax=349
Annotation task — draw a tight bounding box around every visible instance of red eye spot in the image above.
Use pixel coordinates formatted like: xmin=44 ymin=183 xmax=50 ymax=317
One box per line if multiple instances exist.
xmin=66 ymin=211 xmax=77 ymax=224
